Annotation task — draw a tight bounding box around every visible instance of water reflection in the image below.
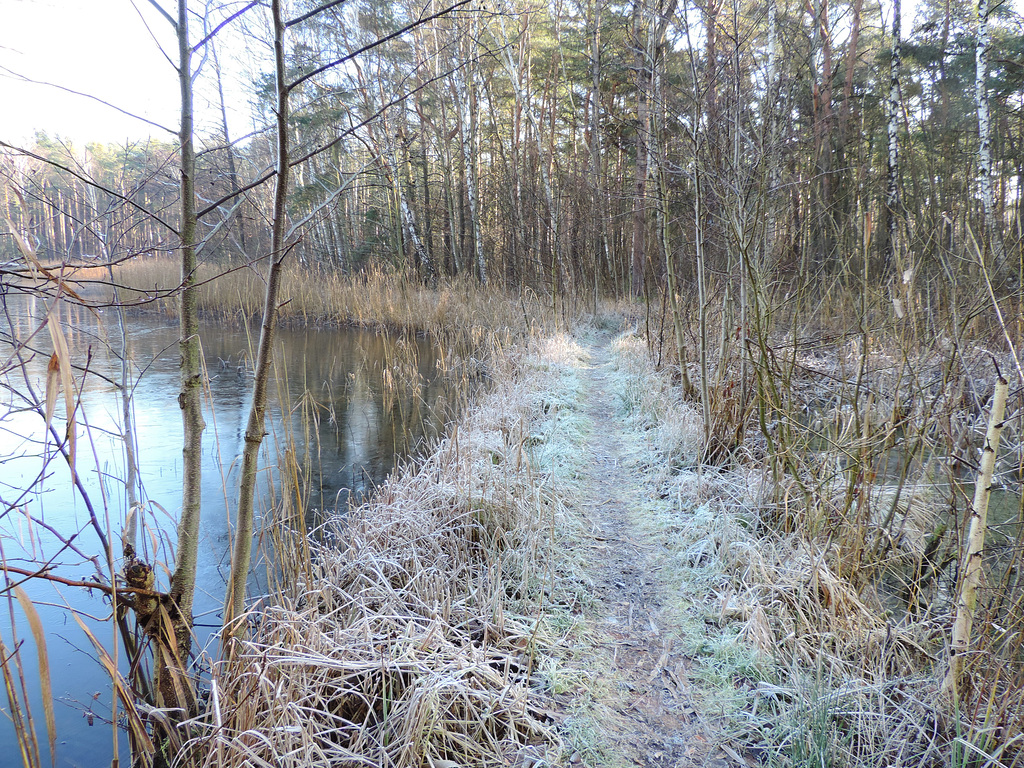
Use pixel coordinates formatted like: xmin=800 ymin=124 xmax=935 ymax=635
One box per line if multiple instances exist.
xmin=0 ymin=295 xmax=457 ymax=767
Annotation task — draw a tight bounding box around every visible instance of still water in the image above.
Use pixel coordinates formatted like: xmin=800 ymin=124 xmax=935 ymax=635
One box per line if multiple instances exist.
xmin=0 ymin=295 xmax=459 ymax=766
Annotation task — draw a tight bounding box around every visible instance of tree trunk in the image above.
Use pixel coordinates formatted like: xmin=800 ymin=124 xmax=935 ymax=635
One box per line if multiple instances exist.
xmin=805 ymin=0 xmax=835 ymax=265
xmin=495 ymin=15 xmax=564 ymax=306
xmin=883 ymin=0 xmax=901 ymax=270
xmin=223 ymin=0 xmax=292 ymax=641
xmin=840 ymin=0 xmax=863 ymax=143
xmin=630 ymin=0 xmax=650 ymax=297
xmin=459 ymin=45 xmax=487 ymax=284
xmin=212 ymin=37 xmax=247 ymax=257
xmin=943 ymin=375 xmax=1008 ymax=697
xmin=976 ymin=0 xmax=1004 ymax=265
xmin=167 ymin=0 xmax=202 ymax=714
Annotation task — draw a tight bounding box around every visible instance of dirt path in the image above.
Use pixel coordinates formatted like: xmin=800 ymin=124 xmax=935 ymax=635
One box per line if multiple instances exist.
xmin=560 ymin=335 xmax=734 ymax=768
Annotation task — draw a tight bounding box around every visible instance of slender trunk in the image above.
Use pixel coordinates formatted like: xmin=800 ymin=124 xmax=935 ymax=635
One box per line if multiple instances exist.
xmin=460 ymin=51 xmax=487 ymax=284
xmin=419 ymin=145 xmax=433 ymax=272
xmin=883 ymin=0 xmax=901 ymax=270
xmin=940 ymin=0 xmax=951 ymax=121
xmin=765 ymin=0 xmax=780 ymax=263
xmin=589 ymin=0 xmax=613 ymax=297
xmin=398 ymin=190 xmax=431 ymax=279
xmin=658 ymin=138 xmax=694 ymax=397
xmin=212 ymin=38 xmax=246 ymax=256
xmin=630 ymin=0 xmax=650 ymax=297
xmin=683 ymin=2 xmax=713 ymax=449
xmin=731 ymin=0 xmax=749 ymax=419
xmin=170 ymin=0 xmax=202 ymax=663
xmin=840 ymin=0 xmax=863 ymax=142
xmin=159 ymin=0 xmax=203 ymax=719
xmin=976 ymin=0 xmax=1003 ymax=265
xmin=495 ymin=16 xmax=563 ymax=306
xmin=379 ymin=126 xmax=433 ymax=280
xmin=943 ymin=375 xmax=1008 ymax=696
xmin=806 ymin=0 xmax=835 ymax=263
xmin=223 ymin=0 xmax=292 ymax=641
xmin=437 ymin=93 xmax=461 ymax=275
xmin=112 ymin=273 xmax=140 ymax=553
xmin=647 ymin=0 xmax=691 ymax=391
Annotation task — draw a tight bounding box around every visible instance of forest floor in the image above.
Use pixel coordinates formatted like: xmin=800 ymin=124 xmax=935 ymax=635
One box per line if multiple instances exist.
xmin=543 ymin=329 xmax=755 ymax=768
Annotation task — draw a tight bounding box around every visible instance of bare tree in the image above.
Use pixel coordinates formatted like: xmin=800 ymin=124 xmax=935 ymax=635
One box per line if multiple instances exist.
xmin=223 ymin=0 xmax=293 ymax=641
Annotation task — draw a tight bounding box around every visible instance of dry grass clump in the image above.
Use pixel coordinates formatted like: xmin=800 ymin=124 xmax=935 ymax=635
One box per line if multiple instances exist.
xmin=179 ymin=333 xmax=589 ymax=767
xmin=758 ymin=673 xmax=950 ymax=767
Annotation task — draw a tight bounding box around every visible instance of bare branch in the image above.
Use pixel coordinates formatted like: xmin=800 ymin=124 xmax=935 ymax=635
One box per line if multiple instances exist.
xmin=287 ymin=0 xmax=474 ymax=92
xmin=197 ymin=58 xmax=476 ymax=218
xmin=1 ymin=564 xmax=163 ymax=599
xmin=192 ymin=1 xmax=261 ymax=53
xmin=286 ymin=0 xmax=349 ymax=28
xmin=145 ymin=0 xmax=178 ymax=30
xmin=0 ymin=66 xmax=177 ymax=136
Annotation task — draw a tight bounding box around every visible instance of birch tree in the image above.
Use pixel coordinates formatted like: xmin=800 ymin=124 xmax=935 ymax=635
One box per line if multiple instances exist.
xmin=975 ymin=0 xmax=1003 ymax=265
xmin=883 ymin=0 xmax=901 ymax=270
xmin=457 ymin=18 xmax=487 ymax=284
xmin=943 ymin=375 xmax=1009 ymax=696
xmin=222 ymin=0 xmax=293 ymax=641
xmin=163 ymin=0 xmax=203 ymax=715
xmin=492 ymin=11 xmax=565 ymax=306
xmin=629 ymin=0 xmax=650 ymax=297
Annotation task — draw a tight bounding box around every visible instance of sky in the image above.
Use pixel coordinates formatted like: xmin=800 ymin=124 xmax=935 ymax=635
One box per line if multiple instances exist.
xmin=0 ymin=0 xmax=257 ymax=147
xmin=0 ymin=0 xmax=182 ymax=144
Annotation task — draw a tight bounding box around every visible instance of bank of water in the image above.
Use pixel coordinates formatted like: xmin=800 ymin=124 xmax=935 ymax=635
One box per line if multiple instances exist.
xmin=0 ymin=296 xmax=462 ymax=766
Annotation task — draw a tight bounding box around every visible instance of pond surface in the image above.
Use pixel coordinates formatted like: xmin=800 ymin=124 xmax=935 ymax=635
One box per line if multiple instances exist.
xmin=0 ymin=294 xmax=460 ymax=767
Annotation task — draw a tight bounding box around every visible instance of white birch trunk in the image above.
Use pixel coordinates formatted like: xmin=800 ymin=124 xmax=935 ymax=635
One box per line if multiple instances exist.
xmin=399 ymin=192 xmax=430 ymax=275
xmin=378 ymin=130 xmax=433 ymax=280
xmin=458 ymin=61 xmax=487 ymax=284
xmin=630 ymin=0 xmax=650 ymax=297
xmin=976 ymin=0 xmax=1003 ymax=264
xmin=884 ymin=0 xmax=901 ymax=268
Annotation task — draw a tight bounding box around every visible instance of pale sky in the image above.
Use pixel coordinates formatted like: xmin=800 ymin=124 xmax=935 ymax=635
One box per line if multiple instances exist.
xmin=0 ymin=0 xmax=257 ymax=147
xmin=0 ymin=0 xmax=181 ymax=144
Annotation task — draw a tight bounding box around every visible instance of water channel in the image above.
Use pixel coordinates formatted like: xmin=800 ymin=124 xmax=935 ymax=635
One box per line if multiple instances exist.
xmin=0 ymin=295 xmax=461 ymax=766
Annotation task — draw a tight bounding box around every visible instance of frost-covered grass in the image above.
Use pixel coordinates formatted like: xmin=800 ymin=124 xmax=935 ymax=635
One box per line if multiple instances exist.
xmin=180 ymin=332 xmax=592 ymax=767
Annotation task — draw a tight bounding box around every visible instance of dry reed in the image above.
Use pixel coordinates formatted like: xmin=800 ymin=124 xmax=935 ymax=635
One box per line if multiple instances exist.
xmin=97 ymin=257 xmax=548 ymax=353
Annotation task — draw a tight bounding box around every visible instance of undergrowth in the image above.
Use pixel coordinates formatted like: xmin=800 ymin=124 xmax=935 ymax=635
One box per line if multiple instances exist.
xmin=612 ymin=282 xmax=1024 ymax=768
xmin=99 ymin=257 xmax=547 ymax=351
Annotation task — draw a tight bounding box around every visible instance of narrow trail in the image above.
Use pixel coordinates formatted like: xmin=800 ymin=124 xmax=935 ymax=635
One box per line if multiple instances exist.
xmin=561 ymin=334 xmax=732 ymax=768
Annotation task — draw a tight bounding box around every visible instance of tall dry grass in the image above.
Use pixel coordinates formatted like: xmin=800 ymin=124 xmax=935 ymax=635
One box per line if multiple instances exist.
xmin=98 ymin=257 xmax=550 ymax=352
xmin=174 ymin=333 xmax=590 ymax=767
